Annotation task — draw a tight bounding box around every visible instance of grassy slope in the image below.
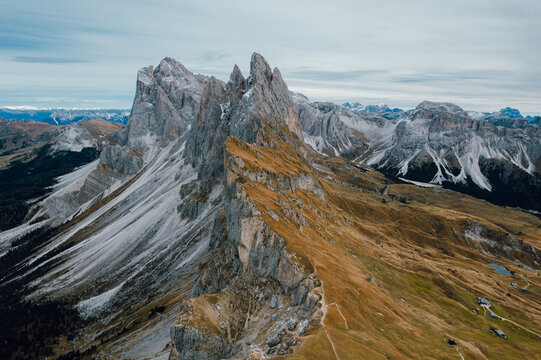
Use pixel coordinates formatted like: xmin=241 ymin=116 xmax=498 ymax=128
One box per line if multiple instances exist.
xmin=226 ymin=134 xmax=541 ymax=360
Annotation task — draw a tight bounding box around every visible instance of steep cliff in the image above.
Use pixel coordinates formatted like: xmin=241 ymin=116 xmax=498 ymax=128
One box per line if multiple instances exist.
xmin=170 ymin=54 xmax=324 ymax=358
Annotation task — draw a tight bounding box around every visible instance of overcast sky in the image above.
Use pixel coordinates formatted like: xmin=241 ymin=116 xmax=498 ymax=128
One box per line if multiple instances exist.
xmin=1 ymin=0 xmax=540 ymax=114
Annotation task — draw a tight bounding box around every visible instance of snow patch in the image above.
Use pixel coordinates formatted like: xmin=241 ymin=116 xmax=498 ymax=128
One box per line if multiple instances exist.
xmin=52 ymin=159 xmax=99 ymax=192
xmin=398 ymin=177 xmax=440 ymax=188
xmin=0 ymin=219 xmax=52 ymax=257
xmin=53 ymin=123 xmax=96 ymax=152
xmin=77 ymin=282 xmax=125 ymax=318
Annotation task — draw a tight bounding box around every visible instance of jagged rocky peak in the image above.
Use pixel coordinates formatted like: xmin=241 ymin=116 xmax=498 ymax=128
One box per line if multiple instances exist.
xmin=185 ymin=53 xmax=305 ymax=195
xmin=124 ymin=56 xmax=207 ymax=152
xmin=128 ymin=52 xmax=302 ymax=159
xmin=245 ymin=52 xmax=303 ymax=140
xmin=500 ymin=107 xmax=523 ymax=119
xmin=227 ymin=64 xmax=246 ymax=103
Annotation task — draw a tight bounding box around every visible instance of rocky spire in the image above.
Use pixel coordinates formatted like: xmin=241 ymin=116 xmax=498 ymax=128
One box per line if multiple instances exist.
xmin=123 ymin=57 xmax=207 ymax=152
xmin=184 ymin=53 xmax=305 ymax=193
xmin=249 ymin=52 xmax=273 ymax=83
xmin=247 ymin=53 xmax=303 ymax=140
xmin=185 ymin=76 xmax=228 ymax=192
xmin=227 ymin=64 xmax=246 ymax=103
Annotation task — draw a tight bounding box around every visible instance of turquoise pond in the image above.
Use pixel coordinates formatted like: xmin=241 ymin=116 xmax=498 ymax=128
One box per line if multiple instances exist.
xmin=489 ymin=264 xmax=512 ymax=276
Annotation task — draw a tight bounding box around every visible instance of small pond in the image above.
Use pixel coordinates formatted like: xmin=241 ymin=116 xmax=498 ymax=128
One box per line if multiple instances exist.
xmin=489 ymin=263 xmax=512 ymax=276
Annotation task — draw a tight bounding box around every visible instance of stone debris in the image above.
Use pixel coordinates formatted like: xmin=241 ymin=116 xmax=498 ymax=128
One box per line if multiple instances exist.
xmin=269 ymin=294 xmax=281 ymax=309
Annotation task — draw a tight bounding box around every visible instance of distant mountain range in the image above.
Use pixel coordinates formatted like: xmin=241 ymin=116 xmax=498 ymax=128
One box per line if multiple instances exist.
xmin=0 ymin=107 xmax=130 ymax=125
xmin=342 ymin=102 xmax=540 ymax=126
xmin=300 ymin=99 xmax=541 ymax=211
xmin=342 ymin=102 xmax=405 ymax=119
xmin=1 ymin=104 xmax=537 ymax=129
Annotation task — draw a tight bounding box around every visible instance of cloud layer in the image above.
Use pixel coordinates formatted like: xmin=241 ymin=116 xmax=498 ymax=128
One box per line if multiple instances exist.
xmin=1 ymin=0 xmax=540 ymax=114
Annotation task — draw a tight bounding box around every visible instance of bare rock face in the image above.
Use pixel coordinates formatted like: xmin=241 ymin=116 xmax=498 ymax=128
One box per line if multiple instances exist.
xmin=171 ymin=146 xmax=321 ymax=359
xmin=124 ymin=57 xmax=207 ymax=152
xmin=170 ymin=54 xmax=321 ymax=359
xmin=186 ymin=53 xmax=304 ymax=193
xmin=99 ymin=144 xmax=143 ymax=175
xmin=227 ymin=64 xmax=246 ymax=103
xmin=185 ymin=76 xmax=228 ymax=193
xmin=373 ymin=102 xmax=541 ymax=190
xmin=170 ymin=321 xmax=228 ymax=360
xmin=293 ymin=94 xmax=370 ymax=158
xmin=248 ymin=53 xmax=302 ymax=140
xmin=228 ymin=53 xmax=302 ymax=146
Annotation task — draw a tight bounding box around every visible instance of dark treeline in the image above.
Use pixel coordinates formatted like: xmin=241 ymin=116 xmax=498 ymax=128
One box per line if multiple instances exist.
xmin=0 ymin=145 xmax=99 ymax=359
xmin=0 ymin=225 xmax=89 ymax=360
xmin=0 ymin=145 xmax=98 ymax=230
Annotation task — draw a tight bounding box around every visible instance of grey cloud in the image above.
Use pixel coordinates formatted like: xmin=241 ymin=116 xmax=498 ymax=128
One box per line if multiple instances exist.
xmin=0 ymin=0 xmax=539 ymax=114
xmin=286 ymin=69 xmax=388 ymax=81
xmin=196 ymin=52 xmax=229 ymax=62
xmin=393 ymin=70 xmax=512 ymax=84
xmin=12 ymin=56 xmax=92 ymax=64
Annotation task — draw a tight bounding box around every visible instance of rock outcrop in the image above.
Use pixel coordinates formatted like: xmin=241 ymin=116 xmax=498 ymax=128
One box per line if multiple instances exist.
xmin=170 ymin=54 xmax=322 ymax=359
xmin=293 ymin=93 xmax=372 ymax=158
xmin=124 ymin=57 xmax=207 ymax=152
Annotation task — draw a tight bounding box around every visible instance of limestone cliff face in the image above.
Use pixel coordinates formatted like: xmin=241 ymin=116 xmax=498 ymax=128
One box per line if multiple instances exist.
xmin=170 ymin=54 xmax=323 ymax=359
xmin=170 ymin=141 xmax=322 ymax=359
xmin=245 ymin=53 xmax=302 ymax=141
xmin=185 ymin=52 xmax=303 ymax=194
xmin=293 ymin=93 xmax=371 ymax=158
xmin=124 ymin=57 xmax=207 ymax=152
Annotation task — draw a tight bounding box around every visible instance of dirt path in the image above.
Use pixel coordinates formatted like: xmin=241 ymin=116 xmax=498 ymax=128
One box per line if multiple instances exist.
xmin=319 ymin=297 xmax=341 ymax=360
xmin=485 ymin=306 xmax=541 ymax=339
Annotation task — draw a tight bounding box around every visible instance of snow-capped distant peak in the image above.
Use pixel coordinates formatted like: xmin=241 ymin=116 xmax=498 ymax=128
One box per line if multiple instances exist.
xmin=2 ymin=106 xmax=52 ymax=111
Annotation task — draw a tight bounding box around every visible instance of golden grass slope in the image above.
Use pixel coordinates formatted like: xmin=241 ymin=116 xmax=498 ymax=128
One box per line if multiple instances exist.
xmin=225 ymin=134 xmax=541 ymax=360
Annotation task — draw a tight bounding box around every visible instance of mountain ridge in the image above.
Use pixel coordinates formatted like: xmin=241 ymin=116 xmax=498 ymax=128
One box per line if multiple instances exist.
xmin=0 ymin=108 xmax=130 ymax=125
xmin=298 ymin=97 xmax=541 ymax=211
xmin=1 ymin=53 xmax=540 ymax=360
